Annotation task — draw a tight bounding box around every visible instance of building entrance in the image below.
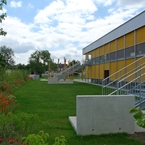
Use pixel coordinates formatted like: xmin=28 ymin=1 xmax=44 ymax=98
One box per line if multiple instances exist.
xmin=104 ymin=70 xmax=109 ymax=79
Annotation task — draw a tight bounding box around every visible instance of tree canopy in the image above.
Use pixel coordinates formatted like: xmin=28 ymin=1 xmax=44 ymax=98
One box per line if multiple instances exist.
xmin=0 ymin=0 xmax=7 ymax=36
xmin=0 ymin=46 xmax=15 ymax=67
xmin=28 ymin=50 xmax=57 ymax=76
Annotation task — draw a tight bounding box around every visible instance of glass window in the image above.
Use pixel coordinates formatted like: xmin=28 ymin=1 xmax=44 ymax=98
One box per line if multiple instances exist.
xmin=106 ymin=53 xmax=110 ymax=62
xmin=95 ymin=57 xmax=99 ymax=64
xmin=110 ymin=52 xmax=116 ymax=61
xmin=92 ymin=58 xmax=95 ymax=64
xmin=136 ymin=42 xmax=145 ymax=56
xmin=117 ymin=49 xmax=124 ymax=59
xmin=125 ymin=46 xmax=135 ymax=58
xmin=99 ymin=55 xmax=104 ymax=63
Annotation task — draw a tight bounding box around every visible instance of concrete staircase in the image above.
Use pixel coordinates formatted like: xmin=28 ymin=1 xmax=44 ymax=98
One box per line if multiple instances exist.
xmin=57 ymin=61 xmax=85 ymax=80
xmin=48 ymin=61 xmax=86 ymax=84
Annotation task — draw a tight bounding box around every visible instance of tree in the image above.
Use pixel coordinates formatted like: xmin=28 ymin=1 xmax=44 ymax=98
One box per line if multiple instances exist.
xmin=0 ymin=0 xmax=7 ymax=36
xmin=29 ymin=50 xmax=53 ymax=77
xmin=17 ymin=63 xmax=30 ymax=70
xmin=0 ymin=46 xmax=15 ymax=67
xmin=41 ymin=50 xmax=50 ymax=65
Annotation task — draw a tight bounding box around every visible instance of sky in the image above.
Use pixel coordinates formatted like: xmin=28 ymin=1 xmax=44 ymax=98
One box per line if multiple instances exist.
xmin=0 ymin=0 xmax=145 ymax=65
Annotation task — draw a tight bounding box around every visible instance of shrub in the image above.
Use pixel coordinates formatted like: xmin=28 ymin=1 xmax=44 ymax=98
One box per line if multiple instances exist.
xmin=0 ymin=113 xmax=48 ymax=144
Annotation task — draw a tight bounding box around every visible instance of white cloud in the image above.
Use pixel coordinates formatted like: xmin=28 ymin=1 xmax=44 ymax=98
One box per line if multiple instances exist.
xmin=94 ymin=0 xmax=115 ymax=6
xmin=117 ymin=0 xmax=145 ymax=6
xmin=10 ymin=1 xmax=22 ymax=8
xmin=34 ymin=0 xmax=97 ymax=24
xmin=0 ymin=0 xmax=145 ymax=65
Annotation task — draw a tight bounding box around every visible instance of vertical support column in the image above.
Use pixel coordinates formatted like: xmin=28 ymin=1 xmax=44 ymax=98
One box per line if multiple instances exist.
xmin=134 ymin=30 xmax=137 ymax=87
xmin=116 ymin=39 xmax=118 ymax=80
xmin=98 ymin=48 xmax=100 ymax=83
xmin=124 ymin=35 xmax=126 ymax=76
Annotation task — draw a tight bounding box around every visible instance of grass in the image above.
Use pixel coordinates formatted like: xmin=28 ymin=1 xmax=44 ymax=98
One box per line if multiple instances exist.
xmin=13 ymin=79 xmax=144 ymax=145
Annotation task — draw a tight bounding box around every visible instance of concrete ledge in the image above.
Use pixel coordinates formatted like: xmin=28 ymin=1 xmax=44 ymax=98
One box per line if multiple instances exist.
xmin=69 ymin=116 xmax=77 ymax=132
xmin=69 ymin=95 xmax=135 ymax=136
xmin=40 ymin=79 xmax=48 ymax=81
xmin=58 ymin=81 xmax=74 ymax=84
xmin=48 ymin=77 xmax=74 ymax=84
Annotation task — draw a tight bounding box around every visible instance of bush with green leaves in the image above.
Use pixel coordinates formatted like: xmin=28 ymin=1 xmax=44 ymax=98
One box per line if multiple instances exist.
xmin=21 ymin=130 xmax=49 ymax=145
xmin=54 ymin=135 xmax=67 ymax=145
xmin=21 ymin=131 xmax=67 ymax=145
xmin=0 ymin=69 xmax=31 ymax=93
xmin=0 ymin=113 xmax=49 ymax=144
xmin=130 ymin=107 xmax=145 ymax=128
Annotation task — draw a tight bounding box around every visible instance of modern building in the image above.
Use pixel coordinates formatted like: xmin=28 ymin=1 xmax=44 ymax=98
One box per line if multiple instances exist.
xmin=82 ymin=10 xmax=145 ymax=84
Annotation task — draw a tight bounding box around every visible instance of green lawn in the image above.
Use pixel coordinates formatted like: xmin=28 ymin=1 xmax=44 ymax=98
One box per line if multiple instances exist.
xmin=13 ymin=79 xmax=144 ymax=145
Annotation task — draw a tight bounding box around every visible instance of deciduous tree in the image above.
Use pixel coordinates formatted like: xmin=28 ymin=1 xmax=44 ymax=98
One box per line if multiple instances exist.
xmin=0 ymin=46 xmax=15 ymax=67
xmin=29 ymin=50 xmax=54 ymax=77
xmin=0 ymin=0 xmax=7 ymax=36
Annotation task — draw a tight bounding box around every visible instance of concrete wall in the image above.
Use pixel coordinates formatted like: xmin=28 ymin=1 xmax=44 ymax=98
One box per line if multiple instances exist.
xmin=69 ymin=95 xmax=135 ymax=136
xmin=48 ymin=77 xmax=58 ymax=84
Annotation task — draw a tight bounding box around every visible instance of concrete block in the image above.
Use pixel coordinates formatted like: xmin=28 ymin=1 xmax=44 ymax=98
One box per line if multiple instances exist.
xmin=69 ymin=95 xmax=135 ymax=136
xmin=48 ymin=77 xmax=58 ymax=84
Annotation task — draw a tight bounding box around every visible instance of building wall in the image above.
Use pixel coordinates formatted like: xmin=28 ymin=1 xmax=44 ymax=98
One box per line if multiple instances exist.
xmin=84 ymin=25 xmax=145 ymax=83
xmin=74 ymin=95 xmax=134 ymax=135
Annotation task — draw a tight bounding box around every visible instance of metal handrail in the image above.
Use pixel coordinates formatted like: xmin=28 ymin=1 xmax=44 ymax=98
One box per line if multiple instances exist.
xmin=103 ymin=62 xmax=145 ymax=88
xmin=57 ymin=61 xmax=85 ymax=80
xmin=118 ymin=66 xmax=145 ymax=83
xmin=57 ymin=62 xmax=80 ymax=76
xmin=103 ymin=56 xmax=145 ymax=82
xmin=109 ymin=72 xmax=145 ymax=95
xmin=102 ymin=55 xmax=145 ymax=95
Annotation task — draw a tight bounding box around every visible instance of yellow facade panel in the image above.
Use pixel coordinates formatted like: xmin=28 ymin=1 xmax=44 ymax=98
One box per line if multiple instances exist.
xmin=85 ymin=53 xmax=89 ymax=60
xmin=95 ymin=65 xmax=99 ymax=79
xmin=104 ymin=43 xmax=109 ymax=54
xmin=91 ymin=65 xmax=95 ymax=78
xmin=99 ymin=64 xmax=104 ymax=79
xmin=126 ymin=58 xmax=135 ymax=82
xmin=86 ymin=66 xmax=92 ymax=79
xmin=85 ymin=66 xmax=89 ymax=78
xmin=91 ymin=50 xmax=95 ymax=58
xmin=99 ymin=46 xmax=104 ymax=55
xmin=126 ymin=31 xmax=134 ymax=47
xmin=118 ymin=60 xmax=125 ymax=70
xmin=126 ymin=58 xmax=134 ymax=67
xmin=89 ymin=51 xmax=93 ymax=59
xmin=117 ymin=60 xmax=125 ymax=79
xmin=117 ymin=36 xmax=124 ymax=50
xmin=110 ymin=40 xmax=116 ymax=52
xmin=96 ymin=48 xmax=99 ymax=57
xmin=110 ymin=62 xmax=116 ymax=80
xmin=136 ymin=26 xmax=145 ymax=44
xmin=104 ymin=63 xmax=109 ymax=70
